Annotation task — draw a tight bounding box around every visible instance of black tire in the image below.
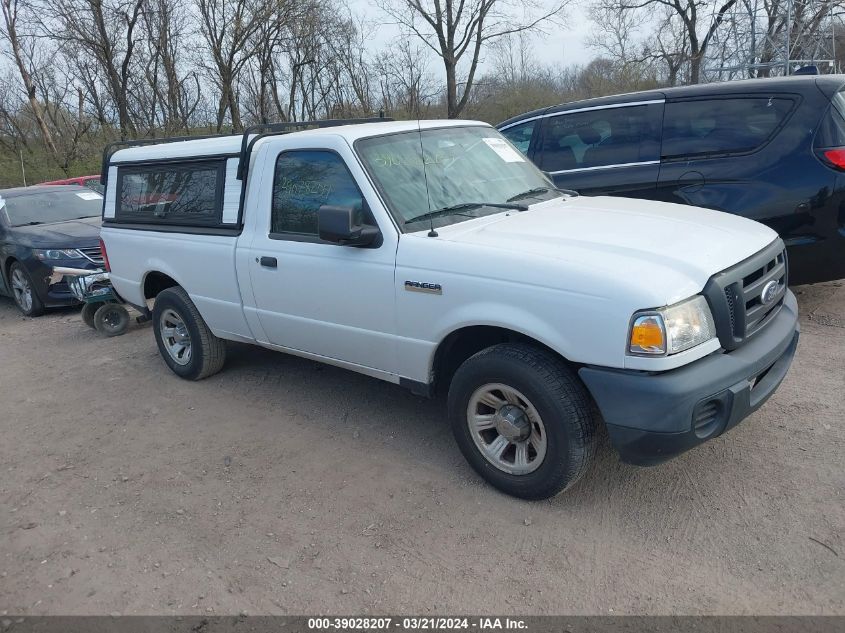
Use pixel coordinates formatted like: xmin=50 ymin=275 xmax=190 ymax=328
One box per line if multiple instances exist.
xmin=448 ymin=343 xmax=596 ymax=500
xmin=93 ymin=303 xmax=130 ymax=337
xmin=152 ymin=286 xmax=226 ymax=380
xmin=8 ymin=262 xmax=45 ymax=317
xmin=81 ymin=302 xmax=99 ymax=329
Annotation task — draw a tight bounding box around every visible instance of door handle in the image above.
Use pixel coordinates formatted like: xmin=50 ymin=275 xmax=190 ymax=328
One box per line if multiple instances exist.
xmin=259 ymin=256 xmax=277 ymax=268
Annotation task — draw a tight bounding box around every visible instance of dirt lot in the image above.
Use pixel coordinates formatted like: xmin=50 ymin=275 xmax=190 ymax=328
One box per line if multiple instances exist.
xmin=0 ymin=282 xmax=843 ymax=616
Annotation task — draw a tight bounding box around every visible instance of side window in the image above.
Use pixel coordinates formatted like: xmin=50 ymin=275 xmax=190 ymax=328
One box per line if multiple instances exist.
xmin=500 ymin=121 xmax=535 ymax=155
xmin=814 ymin=92 xmax=845 ymax=148
xmin=271 ymin=150 xmax=370 ymax=238
xmin=662 ymin=97 xmax=794 ymax=158
xmin=116 ymin=161 xmax=224 ymax=226
xmin=538 ymin=103 xmax=662 ymax=172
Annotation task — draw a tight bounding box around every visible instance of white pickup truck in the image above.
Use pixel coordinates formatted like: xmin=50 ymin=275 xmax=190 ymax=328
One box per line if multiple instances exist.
xmin=99 ymin=119 xmax=799 ymax=499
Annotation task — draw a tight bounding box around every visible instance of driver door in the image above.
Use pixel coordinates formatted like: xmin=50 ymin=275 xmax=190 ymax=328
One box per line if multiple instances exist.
xmin=242 ymin=137 xmax=400 ymax=375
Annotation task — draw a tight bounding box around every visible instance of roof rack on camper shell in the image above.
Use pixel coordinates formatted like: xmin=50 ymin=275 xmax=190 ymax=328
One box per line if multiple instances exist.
xmin=234 ymin=118 xmax=391 ymax=180
xmin=99 ymin=117 xmax=393 ymax=186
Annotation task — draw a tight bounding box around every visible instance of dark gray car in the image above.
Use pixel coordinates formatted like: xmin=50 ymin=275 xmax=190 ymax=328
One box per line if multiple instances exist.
xmin=0 ymin=185 xmax=104 ymax=316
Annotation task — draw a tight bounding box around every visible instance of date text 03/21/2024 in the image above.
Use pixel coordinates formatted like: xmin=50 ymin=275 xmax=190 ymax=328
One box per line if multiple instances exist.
xmin=307 ymin=617 xmax=528 ymax=630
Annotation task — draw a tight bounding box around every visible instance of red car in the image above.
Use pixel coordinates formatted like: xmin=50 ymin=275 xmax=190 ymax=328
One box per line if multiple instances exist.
xmin=40 ymin=175 xmax=103 ymax=194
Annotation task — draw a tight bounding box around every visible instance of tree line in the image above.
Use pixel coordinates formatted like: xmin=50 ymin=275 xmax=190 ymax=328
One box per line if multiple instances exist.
xmin=0 ymin=0 xmax=843 ymax=186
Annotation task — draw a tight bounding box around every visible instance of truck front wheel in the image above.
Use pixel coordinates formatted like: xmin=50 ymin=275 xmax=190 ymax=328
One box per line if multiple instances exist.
xmin=447 ymin=343 xmax=596 ymax=499
xmin=152 ymin=287 xmax=227 ymax=380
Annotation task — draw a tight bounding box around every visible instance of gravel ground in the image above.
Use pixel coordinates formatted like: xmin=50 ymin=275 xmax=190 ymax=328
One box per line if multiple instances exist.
xmin=0 ymin=282 xmax=843 ymax=616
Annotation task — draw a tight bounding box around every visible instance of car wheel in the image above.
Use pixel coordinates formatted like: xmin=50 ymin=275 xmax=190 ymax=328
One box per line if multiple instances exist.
xmin=9 ymin=262 xmax=44 ymax=317
xmin=152 ymin=287 xmax=226 ymax=380
xmin=448 ymin=343 xmax=596 ymax=499
xmin=93 ymin=303 xmax=130 ymax=337
xmin=81 ymin=302 xmax=98 ymax=329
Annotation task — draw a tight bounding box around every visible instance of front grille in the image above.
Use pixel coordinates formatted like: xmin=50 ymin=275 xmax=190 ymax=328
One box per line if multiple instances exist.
xmin=724 ymin=287 xmax=736 ymax=332
xmin=742 ymin=250 xmax=786 ymax=337
xmin=703 ymin=240 xmax=787 ymax=351
xmin=78 ymin=246 xmax=104 ymax=266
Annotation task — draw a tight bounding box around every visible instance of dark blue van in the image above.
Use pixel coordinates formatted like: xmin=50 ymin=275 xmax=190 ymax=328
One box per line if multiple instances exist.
xmin=497 ymin=75 xmax=845 ymax=285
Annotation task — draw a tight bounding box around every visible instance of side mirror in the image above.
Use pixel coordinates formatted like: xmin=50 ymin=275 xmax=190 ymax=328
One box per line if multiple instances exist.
xmin=317 ymin=205 xmax=379 ymax=247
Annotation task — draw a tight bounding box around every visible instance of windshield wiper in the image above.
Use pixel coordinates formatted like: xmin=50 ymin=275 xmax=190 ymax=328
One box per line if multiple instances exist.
xmin=507 ymin=186 xmax=579 ymax=202
xmin=405 ymin=201 xmax=528 ymax=226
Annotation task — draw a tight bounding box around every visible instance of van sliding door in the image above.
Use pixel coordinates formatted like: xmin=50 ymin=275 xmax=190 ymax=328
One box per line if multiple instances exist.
xmin=534 ymin=101 xmax=664 ymax=198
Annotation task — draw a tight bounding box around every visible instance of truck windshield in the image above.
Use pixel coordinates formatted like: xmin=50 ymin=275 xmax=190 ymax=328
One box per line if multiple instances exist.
xmin=1 ymin=189 xmax=103 ymax=227
xmin=356 ymin=125 xmax=558 ymax=231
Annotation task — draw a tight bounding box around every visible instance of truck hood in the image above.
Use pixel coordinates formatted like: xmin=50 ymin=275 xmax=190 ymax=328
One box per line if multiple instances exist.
xmin=429 ymin=195 xmax=778 ymax=305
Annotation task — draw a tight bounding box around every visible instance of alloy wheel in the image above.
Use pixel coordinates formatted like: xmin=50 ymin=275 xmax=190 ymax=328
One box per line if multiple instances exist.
xmin=10 ymin=268 xmax=33 ymax=313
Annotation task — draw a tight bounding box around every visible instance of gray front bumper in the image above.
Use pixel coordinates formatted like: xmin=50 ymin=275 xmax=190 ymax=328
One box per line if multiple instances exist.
xmin=578 ymin=290 xmax=800 ymax=465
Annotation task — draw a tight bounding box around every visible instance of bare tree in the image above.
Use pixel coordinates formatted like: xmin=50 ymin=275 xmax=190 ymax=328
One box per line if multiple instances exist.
xmin=588 ymin=0 xmax=645 ymax=63
xmin=276 ymin=6 xmax=319 ymax=121
xmin=44 ymin=0 xmax=146 ymax=138
xmin=754 ymin=0 xmax=842 ymax=76
xmin=0 ymin=70 xmax=30 ymax=154
xmin=603 ymin=0 xmax=738 ymax=83
xmin=195 ymin=0 xmax=273 ymax=131
xmin=325 ymin=15 xmax=376 ymax=114
xmin=269 ymin=0 xmax=369 ymax=121
xmin=465 ymin=31 xmax=571 ymax=119
xmin=37 ymin=67 xmax=94 ymax=172
xmin=241 ymin=0 xmax=294 ymax=124
xmin=139 ymin=0 xmax=201 ymax=134
xmin=0 ymin=0 xmax=59 ymax=158
xmin=374 ymin=36 xmax=436 ymax=117
xmin=649 ymin=11 xmax=690 ymax=84
xmin=376 ymin=0 xmax=568 ymax=118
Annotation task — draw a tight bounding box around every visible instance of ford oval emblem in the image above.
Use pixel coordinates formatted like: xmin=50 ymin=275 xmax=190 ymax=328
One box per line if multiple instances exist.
xmin=761 ymin=280 xmax=780 ymax=305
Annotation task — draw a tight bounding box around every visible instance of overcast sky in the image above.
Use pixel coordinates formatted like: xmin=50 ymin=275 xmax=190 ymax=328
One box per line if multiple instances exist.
xmin=348 ymin=1 xmax=594 ymax=72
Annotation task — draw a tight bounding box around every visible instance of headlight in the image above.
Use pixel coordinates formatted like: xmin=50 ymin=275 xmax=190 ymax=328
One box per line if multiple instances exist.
xmin=34 ymin=249 xmax=84 ymax=261
xmin=629 ymin=295 xmax=716 ymax=356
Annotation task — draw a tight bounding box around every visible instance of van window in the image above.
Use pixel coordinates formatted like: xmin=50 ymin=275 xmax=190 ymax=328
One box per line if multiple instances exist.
xmin=500 ymin=120 xmax=535 ymax=155
xmin=537 ymin=103 xmax=662 ymax=173
xmin=116 ymin=161 xmax=224 ymax=226
xmin=662 ymin=98 xmax=793 ymax=158
xmin=271 ymin=150 xmax=368 ymax=237
xmin=815 ymin=91 xmax=845 ymax=148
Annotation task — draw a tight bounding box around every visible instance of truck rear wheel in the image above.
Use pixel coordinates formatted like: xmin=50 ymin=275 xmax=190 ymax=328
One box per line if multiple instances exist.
xmin=447 ymin=343 xmax=596 ymax=499
xmin=152 ymin=287 xmax=226 ymax=380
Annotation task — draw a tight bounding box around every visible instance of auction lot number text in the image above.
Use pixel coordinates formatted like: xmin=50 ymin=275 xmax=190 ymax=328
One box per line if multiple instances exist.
xmin=308 ymin=617 xmax=528 ymax=630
